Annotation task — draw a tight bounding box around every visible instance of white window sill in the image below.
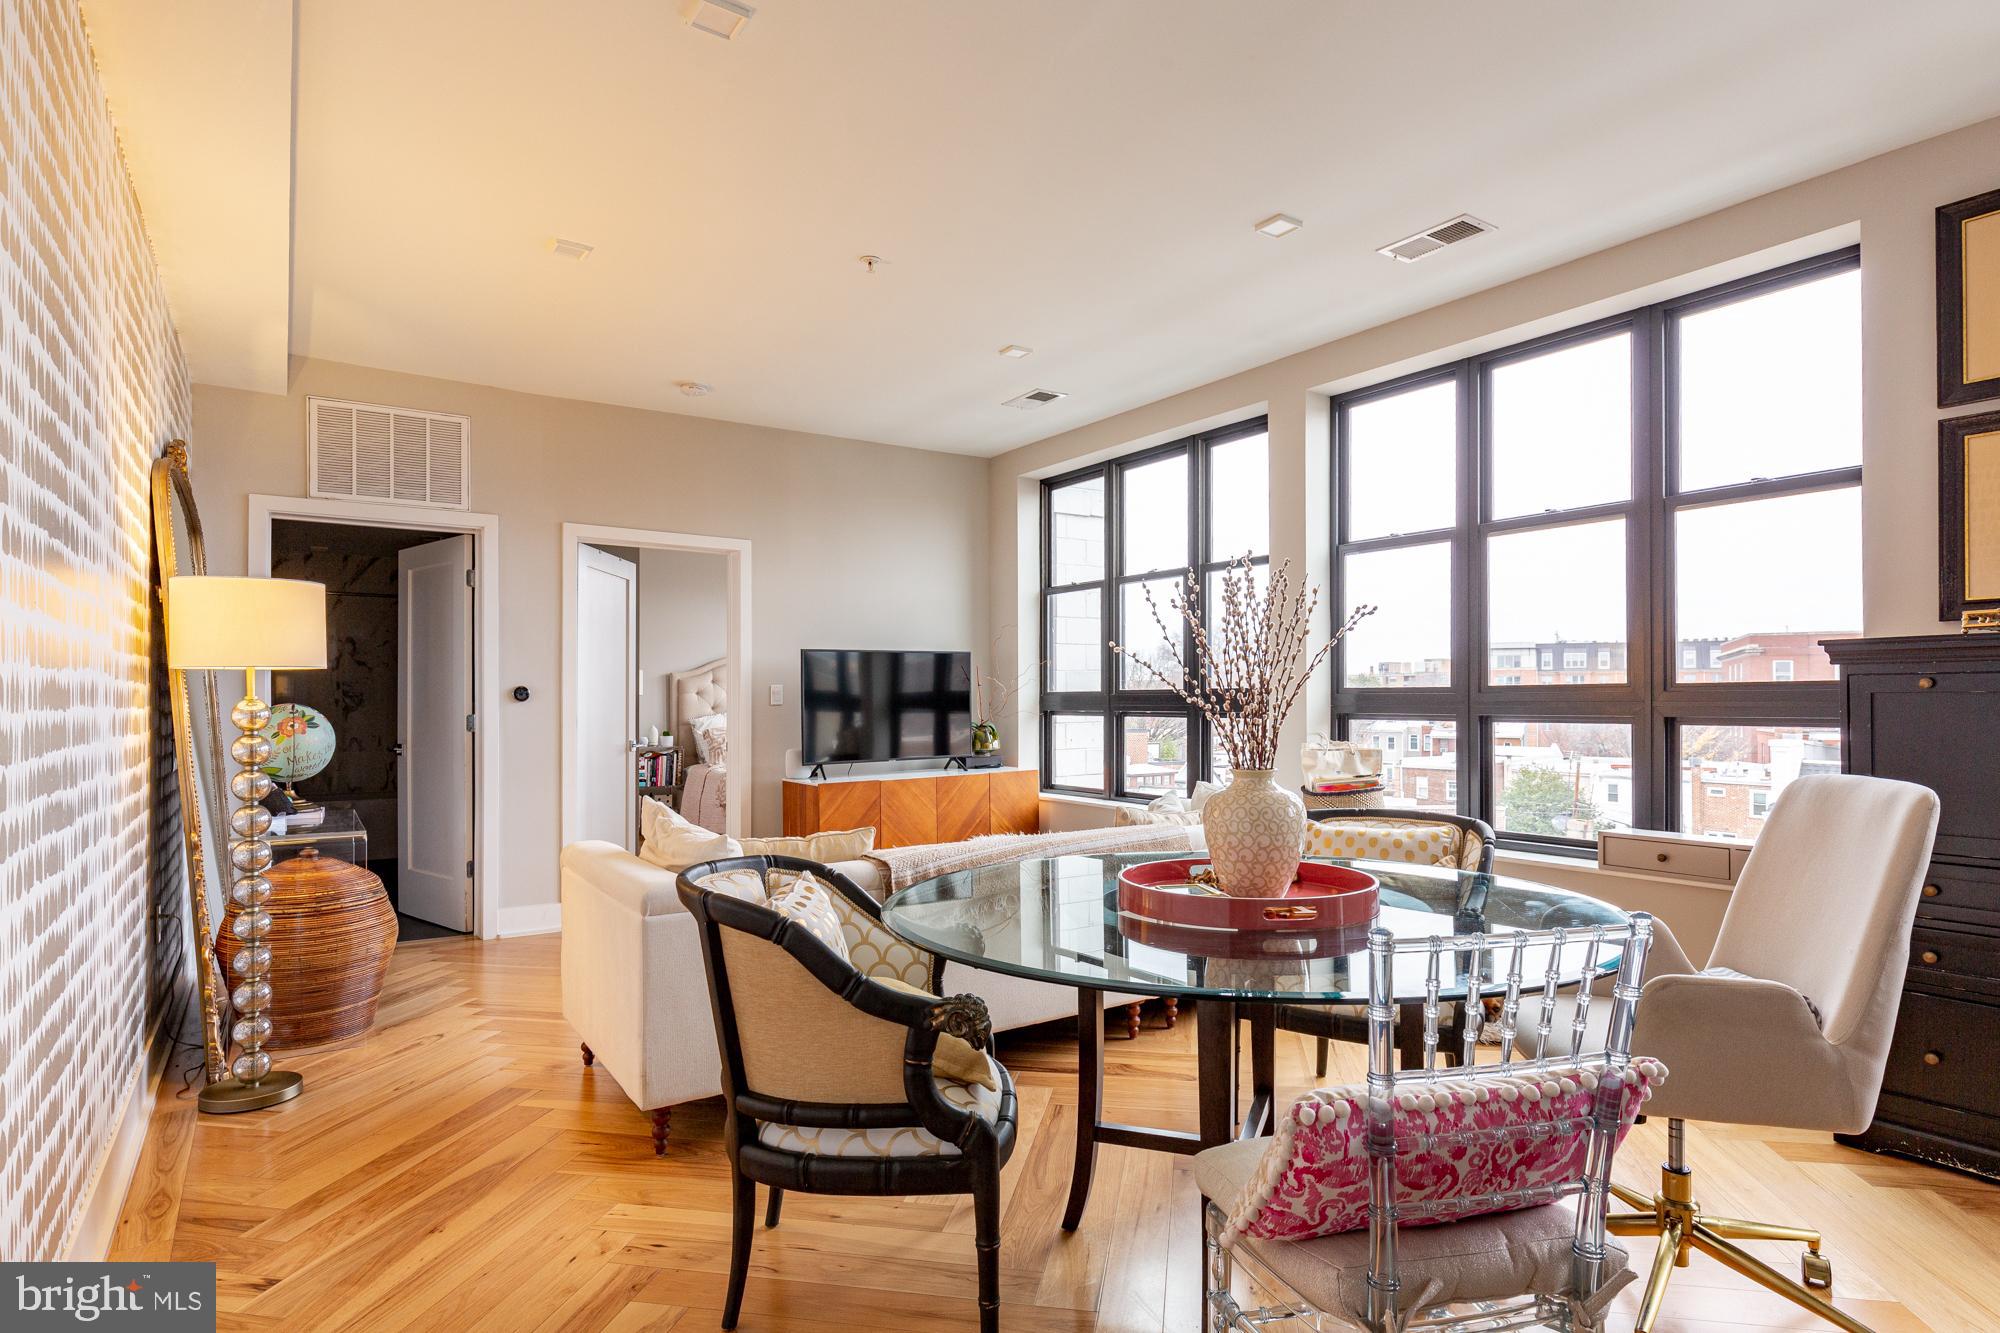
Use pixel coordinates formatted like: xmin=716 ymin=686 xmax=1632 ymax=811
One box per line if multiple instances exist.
xmin=1036 ymin=793 xmax=1736 ymax=895
xmin=1038 ymin=791 xmax=1138 ymax=813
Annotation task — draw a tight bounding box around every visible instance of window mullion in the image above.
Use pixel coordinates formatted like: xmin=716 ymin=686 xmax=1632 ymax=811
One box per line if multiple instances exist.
xmin=1459 ymin=360 xmax=1483 ymax=822
xmin=1102 ymin=458 xmax=1120 ymax=792
xmin=1189 ymin=441 xmax=1207 ymax=784
xmin=1635 ymin=305 xmax=1667 ymax=832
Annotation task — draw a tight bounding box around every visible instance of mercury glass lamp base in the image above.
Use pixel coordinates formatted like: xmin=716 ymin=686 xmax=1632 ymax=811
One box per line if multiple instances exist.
xmin=198 ymin=1070 xmax=303 ymax=1115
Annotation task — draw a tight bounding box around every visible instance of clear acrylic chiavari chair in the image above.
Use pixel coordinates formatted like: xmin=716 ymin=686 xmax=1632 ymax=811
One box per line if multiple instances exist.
xmin=1202 ymin=913 xmax=1656 ymax=1333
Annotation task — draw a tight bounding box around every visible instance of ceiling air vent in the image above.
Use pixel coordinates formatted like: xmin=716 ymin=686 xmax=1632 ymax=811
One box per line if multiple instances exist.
xmin=309 ymin=397 xmax=470 ymax=510
xmin=1003 ymin=388 xmax=1068 ymax=410
xmin=1378 ymin=214 xmax=1496 ymax=263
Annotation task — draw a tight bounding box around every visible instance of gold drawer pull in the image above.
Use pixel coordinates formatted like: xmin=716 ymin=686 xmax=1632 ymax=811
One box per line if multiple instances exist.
xmin=1920 ymin=950 xmax=1940 ymax=965
xmin=1917 ymin=675 xmax=1936 ymax=689
xmin=1923 ymin=1051 xmax=1943 ymax=1067
xmin=1923 ymin=884 xmax=1941 ymax=898
xmin=1655 ymin=852 xmax=1670 ymax=863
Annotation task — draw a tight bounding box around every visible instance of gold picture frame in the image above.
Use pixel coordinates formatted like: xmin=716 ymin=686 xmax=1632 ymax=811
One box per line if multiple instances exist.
xmin=1940 ymin=410 xmax=2000 ymax=627
xmin=1939 ymin=186 xmax=2000 ymax=407
xmin=151 ymin=441 xmax=231 ymax=1082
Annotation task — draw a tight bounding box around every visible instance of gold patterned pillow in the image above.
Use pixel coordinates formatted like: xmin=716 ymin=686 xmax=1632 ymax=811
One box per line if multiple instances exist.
xmin=874 ymin=978 xmax=999 ymax=1090
xmin=1304 ymin=821 xmax=1458 ymax=866
xmin=767 ymin=875 xmax=849 ymax=961
xmin=696 ymin=868 xmax=769 ymax=902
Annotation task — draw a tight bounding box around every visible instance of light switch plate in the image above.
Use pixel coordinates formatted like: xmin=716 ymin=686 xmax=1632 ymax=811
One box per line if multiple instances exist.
xmin=769 ymin=683 xmax=783 ymax=706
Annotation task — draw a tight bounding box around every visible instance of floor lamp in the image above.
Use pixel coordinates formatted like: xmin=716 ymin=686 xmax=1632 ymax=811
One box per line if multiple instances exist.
xmin=167 ymin=575 xmax=328 ymax=1114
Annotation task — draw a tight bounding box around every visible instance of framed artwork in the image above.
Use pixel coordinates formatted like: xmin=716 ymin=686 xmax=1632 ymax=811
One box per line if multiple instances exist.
xmin=1940 ymin=410 xmax=2000 ymax=624
xmin=1939 ymin=187 xmax=2000 ymax=407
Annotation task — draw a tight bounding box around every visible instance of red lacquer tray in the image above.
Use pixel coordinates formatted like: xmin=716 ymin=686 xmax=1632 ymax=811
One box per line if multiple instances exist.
xmin=1121 ymin=913 xmax=1375 ymax=959
xmin=1116 ymin=859 xmax=1379 ymax=933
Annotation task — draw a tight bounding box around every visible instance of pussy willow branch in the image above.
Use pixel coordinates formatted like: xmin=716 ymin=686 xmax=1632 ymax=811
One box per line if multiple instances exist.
xmin=1111 ymin=554 xmax=1375 ymax=772
xmin=976 ymin=629 xmax=1043 ymax=725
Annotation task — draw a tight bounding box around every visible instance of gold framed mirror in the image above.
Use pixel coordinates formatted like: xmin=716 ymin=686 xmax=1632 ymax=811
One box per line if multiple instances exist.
xmin=151 ymin=440 xmax=230 ymax=1082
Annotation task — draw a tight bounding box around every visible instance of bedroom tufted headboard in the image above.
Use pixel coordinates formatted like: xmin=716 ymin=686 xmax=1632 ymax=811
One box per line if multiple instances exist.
xmin=669 ymin=657 xmax=728 ymax=759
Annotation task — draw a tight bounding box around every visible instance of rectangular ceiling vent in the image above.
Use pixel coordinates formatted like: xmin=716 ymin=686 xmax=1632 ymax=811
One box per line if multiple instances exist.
xmin=1378 ymin=214 xmax=1496 ymax=263
xmin=1003 ymin=388 xmax=1068 ymax=410
xmin=309 ymin=397 xmax=470 ymax=510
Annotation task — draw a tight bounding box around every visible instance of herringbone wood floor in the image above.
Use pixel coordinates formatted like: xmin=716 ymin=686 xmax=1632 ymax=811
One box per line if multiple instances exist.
xmin=111 ymin=935 xmax=2000 ymax=1332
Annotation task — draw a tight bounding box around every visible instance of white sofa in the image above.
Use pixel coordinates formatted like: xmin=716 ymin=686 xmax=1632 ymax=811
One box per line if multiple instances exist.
xmin=559 ymin=837 xmax=1158 ymax=1151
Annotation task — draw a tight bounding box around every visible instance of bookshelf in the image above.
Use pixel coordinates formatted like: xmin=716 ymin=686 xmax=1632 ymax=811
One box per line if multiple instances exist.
xmin=635 ymin=744 xmax=682 ymax=817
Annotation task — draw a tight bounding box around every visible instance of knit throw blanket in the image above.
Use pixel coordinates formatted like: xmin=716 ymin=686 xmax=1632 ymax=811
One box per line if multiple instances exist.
xmin=865 ymin=822 xmax=1196 ymax=894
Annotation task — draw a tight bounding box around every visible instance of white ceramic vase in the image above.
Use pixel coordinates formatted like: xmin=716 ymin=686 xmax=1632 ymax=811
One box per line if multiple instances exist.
xmin=1201 ymin=768 xmax=1305 ymax=898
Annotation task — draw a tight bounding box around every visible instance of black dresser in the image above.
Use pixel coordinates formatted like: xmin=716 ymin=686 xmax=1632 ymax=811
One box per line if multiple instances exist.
xmin=1824 ymin=635 xmax=2000 ymax=1179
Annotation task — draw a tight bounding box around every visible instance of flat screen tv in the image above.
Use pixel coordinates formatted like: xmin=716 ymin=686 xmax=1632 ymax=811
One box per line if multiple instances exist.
xmin=800 ymin=649 xmax=973 ymax=766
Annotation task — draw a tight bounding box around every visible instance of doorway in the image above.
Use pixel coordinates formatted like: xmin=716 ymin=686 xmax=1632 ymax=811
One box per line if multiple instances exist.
xmin=577 ymin=543 xmax=734 ymax=851
xmin=250 ymin=492 xmax=504 ymax=940
xmin=562 ymin=524 xmax=751 ymax=852
xmin=270 ymin=520 xmax=475 ymax=940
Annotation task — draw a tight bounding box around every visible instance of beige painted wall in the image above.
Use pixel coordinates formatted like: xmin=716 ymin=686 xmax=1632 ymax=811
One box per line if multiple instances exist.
xmin=637 ymin=547 xmax=729 ymax=739
xmin=190 ymin=359 xmax=988 ymax=920
xmin=989 ymin=113 xmax=2000 ymax=801
xmin=595 ymin=544 xmax=730 ymax=740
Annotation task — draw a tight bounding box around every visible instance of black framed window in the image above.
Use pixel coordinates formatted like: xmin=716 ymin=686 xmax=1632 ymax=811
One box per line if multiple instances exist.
xmin=1332 ymin=248 xmax=1859 ymax=851
xmin=1040 ymin=419 xmax=1270 ymax=799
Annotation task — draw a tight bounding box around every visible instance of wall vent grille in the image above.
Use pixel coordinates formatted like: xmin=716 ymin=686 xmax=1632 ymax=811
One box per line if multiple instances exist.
xmin=309 ymin=397 xmax=469 ymax=509
xmin=1378 ymin=214 xmax=1496 ymax=263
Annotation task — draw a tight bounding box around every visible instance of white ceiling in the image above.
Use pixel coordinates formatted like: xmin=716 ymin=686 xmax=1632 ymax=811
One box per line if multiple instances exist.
xmin=87 ymin=1 xmax=2000 ymax=456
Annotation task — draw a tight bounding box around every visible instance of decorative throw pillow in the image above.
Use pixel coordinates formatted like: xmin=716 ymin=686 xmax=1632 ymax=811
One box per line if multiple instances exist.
xmin=691 ymin=712 xmax=729 ymax=766
xmin=1303 ymin=820 xmax=1458 ymax=867
xmin=696 ymin=868 xmax=769 ymax=902
xmin=1215 ymin=1058 xmax=1668 ymax=1247
xmin=1116 ymin=805 xmax=1204 ymax=828
xmin=739 ymin=826 xmax=878 ymax=862
xmin=637 ymin=795 xmax=743 ymax=870
xmin=874 ymin=978 xmax=1000 ymax=1091
xmin=767 ymin=875 xmax=849 ymax=961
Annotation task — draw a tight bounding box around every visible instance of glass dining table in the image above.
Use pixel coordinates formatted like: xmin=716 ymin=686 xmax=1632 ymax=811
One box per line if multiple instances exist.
xmin=882 ymin=852 xmax=1630 ymax=1230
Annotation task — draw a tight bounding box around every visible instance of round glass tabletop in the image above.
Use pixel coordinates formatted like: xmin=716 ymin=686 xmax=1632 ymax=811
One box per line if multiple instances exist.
xmin=882 ymin=853 xmax=1630 ymax=1004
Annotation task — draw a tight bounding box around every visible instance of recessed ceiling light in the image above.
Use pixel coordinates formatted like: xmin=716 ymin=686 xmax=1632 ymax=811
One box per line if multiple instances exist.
xmin=1002 ymin=389 xmax=1066 ymax=410
xmin=998 ymin=345 xmax=1033 ymax=359
xmin=1254 ymin=213 xmax=1303 ymax=238
xmin=676 ymin=381 xmax=712 ymax=397
xmin=680 ymin=0 xmax=754 ymax=40
xmin=550 ymin=237 xmax=595 ymax=260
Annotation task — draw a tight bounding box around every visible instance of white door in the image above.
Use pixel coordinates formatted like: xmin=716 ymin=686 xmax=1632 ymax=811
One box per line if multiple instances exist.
xmin=577 ymin=544 xmax=639 ymax=849
xmin=398 ymin=535 xmax=474 ymax=931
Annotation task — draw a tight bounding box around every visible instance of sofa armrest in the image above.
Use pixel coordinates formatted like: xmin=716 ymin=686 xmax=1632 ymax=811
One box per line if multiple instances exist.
xmin=561 ymin=858 xmax=723 ymax=1112
xmin=561 ymin=839 xmax=687 ymax=918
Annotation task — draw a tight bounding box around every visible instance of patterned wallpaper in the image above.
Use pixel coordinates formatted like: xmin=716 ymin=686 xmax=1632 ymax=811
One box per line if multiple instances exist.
xmin=0 ymin=0 xmax=191 ymax=1260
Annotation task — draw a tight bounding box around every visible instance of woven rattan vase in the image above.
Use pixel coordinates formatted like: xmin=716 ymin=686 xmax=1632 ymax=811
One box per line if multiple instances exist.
xmin=216 ymin=847 xmax=398 ymax=1048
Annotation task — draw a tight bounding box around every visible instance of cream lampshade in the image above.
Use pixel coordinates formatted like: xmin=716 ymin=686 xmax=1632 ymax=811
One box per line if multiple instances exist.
xmin=164 ymin=575 xmax=327 ymax=1115
xmin=166 ymin=576 xmax=328 ymax=670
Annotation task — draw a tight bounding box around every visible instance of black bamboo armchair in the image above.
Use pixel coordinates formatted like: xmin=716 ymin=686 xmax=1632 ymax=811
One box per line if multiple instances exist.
xmin=677 ymin=856 xmax=1017 ymax=1333
xmin=1276 ymin=808 xmax=1499 ymax=1076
